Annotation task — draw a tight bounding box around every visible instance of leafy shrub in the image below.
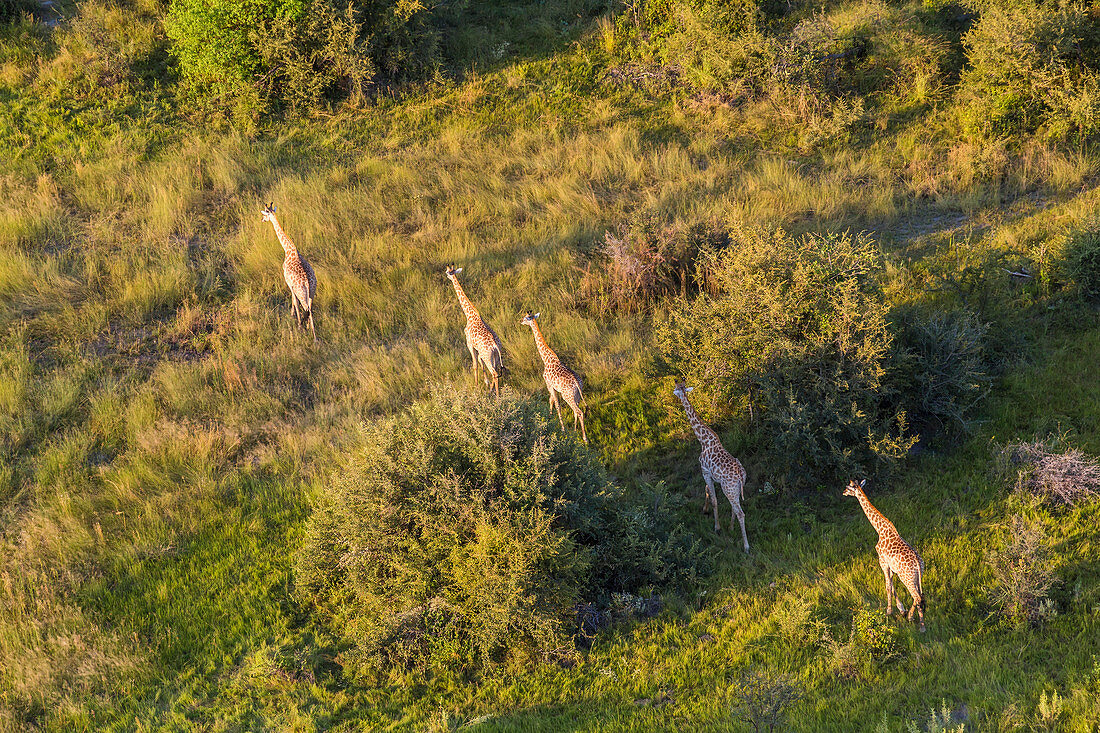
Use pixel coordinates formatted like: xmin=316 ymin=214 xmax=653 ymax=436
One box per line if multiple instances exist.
xmin=608 ymin=1 xmax=945 ymax=149
xmin=1064 ymin=224 xmax=1100 ymax=301
xmin=823 ymin=608 xmax=903 ymax=679
xmin=888 ymin=306 xmax=990 ymax=436
xmin=958 ymin=2 xmax=1100 ymax=141
xmin=295 ymin=385 xmax=705 ymax=677
xmin=579 ymin=215 xmax=726 ymax=314
xmin=1001 ymin=438 xmax=1100 ymax=507
xmin=608 ymin=0 xmax=768 ymax=97
xmin=658 ymin=225 xmax=914 ymax=487
xmin=165 ymin=0 xmax=460 ymax=116
xmin=987 ymin=516 xmax=1058 ymax=625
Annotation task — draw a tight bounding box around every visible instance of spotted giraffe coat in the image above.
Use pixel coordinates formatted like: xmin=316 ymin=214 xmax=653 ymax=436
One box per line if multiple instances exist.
xmin=264 ymin=210 xmax=317 ymax=341
xmin=845 ymin=479 xmax=926 ymax=632
xmin=446 ymin=268 xmax=504 ymax=396
xmin=521 ymin=312 xmax=586 ymax=443
xmin=673 ymin=381 xmax=748 ymax=551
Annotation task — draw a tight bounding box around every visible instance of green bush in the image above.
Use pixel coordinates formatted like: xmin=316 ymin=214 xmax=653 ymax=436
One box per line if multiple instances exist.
xmin=958 ymin=1 xmax=1100 ymax=141
xmin=657 ymin=225 xmax=914 ymax=487
xmin=1064 ymin=224 xmax=1100 ymax=301
xmin=888 ymin=306 xmax=990 ymax=436
xmin=825 ymin=608 xmax=903 ymax=678
xmin=165 ymin=0 xmax=459 ymax=116
xmin=606 ymin=1 xmax=944 ymax=149
xmin=295 ymin=385 xmax=704 ymax=677
xmin=608 ymin=0 xmax=768 ymax=93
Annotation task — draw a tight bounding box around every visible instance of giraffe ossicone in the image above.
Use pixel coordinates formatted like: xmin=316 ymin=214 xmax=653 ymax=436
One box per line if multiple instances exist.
xmin=843 ymin=478 xmax=926 ymax=632
xmin=672 ymin=378 xmax=748 ymax=551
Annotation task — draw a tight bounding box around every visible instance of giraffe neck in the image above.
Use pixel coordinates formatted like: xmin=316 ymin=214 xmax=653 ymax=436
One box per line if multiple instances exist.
xmin=529 ymin=322 xmax=560 ymax=366
xmin=449 ymin=277 xmax=479 ymax=320
xmin=676 ymin=393 xmax=717 ymax=448
xmin=268 ymin=217 xmax=298 ymax=259
xmin=854 ymin=490 xmax=897 ymax=539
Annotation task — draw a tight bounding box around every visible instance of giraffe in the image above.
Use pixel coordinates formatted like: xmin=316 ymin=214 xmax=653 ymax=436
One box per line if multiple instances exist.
xmin=445 ymin=266 xmax=504 ymax=396
xmin=261 ymin=202 xmax=317 ymax=342
xmin=672 ymin=379 xmax=748 ymax=551
xmin=843 ymin=478 xmax=926 ymax=632
xmin=520 ymin=311 xmax=587 ymax=444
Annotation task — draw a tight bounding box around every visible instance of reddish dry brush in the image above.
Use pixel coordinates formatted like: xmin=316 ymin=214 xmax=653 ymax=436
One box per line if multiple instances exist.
xmin=578 ymin=217 xmax=725 ymax=315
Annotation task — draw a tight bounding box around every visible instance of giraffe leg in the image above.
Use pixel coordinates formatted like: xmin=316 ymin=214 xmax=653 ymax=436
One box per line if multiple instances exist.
xmin=307 ymin=306 xmax=317 ymax=343
xmin=880 ymin=560 xmax=895 ymax=615
xmin=902 ymin=569 xmax=924 ymax=631
xmin=488 ymin=365 xmax=500 ymax=397
xmin=729 ymin=495 xmax=749 ymax=552
xmin=291 ymin=294 xmax=301 ymax=327
xmin=465 ymin=334 xmax=478 ymax=374
xmin=571 ymin=386 xmax=587 ymax=444
xmin=564 ymin=396 xmax=587 ymax=444
xmin=704 ymin=474 xmax=720 ymax=532
xmin=551 ymin=391 xmax=565 ymax=430
xmin=702 ymin=472 xmax=714 ymax=516
xmin=481 ymin=357 xmax=493 ymax=388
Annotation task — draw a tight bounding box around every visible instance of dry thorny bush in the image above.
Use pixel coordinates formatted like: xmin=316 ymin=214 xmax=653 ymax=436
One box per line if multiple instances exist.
xmin=578 ymin=217 xmax=724 ymax=314
xmin=729 ymin=668 xmax=803 ymax=733
xmin=1002 ymin=439 xmax=1100 ymax=507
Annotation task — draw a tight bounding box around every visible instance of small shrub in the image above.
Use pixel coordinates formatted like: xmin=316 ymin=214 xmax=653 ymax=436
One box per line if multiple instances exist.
xmin=888 ymin=306 xmax=990 ymax=436
xmin=1001 ymin=439 xmax=1100 ymax=507
xmin=874 ymin=700 xmax=966 ymax=733
xmin=580 ymin=215 xmax=725 ymax=314
xmin=658 ymin=225 xmax=914 ymax=487
xmin=824 ymin=608 xmax=903 ymax=678
xmin=958 ymin=2 xmax=1100 ymax=141
xmin=295 ymin=385 xmax=705 ymax=677
xmin=986 ymin=516 xmax=1059 ymax=626
xmin=1035 ymin=689 xmax=1065 ymax=732
xmin=1064 ymin=224 xmax=1100 ymax=301
xmin=729 ymin=668 xmax=803 ymax=733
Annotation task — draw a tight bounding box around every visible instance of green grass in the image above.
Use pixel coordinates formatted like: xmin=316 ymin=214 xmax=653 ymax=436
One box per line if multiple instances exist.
xmin=4 ymin=0 xmax=1100 ymax=729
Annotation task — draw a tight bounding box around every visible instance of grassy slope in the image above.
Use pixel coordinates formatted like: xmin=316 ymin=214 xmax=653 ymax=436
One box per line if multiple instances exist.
xmin=2 ymin=0 xmax=1100 ymax=730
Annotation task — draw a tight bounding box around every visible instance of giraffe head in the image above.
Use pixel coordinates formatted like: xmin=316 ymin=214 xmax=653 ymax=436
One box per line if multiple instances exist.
xmin=519 ymin=311 xmax=540 ymax=327
xmin=842 ymin=478 xmax=867 ymax=498
xmin=260 ymin=201 xmax=277 ymax=222
xmin=672 ymin=378 xmax=693 ymax=400
xmin=444 ymin=265 xmax=463 ymax=281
